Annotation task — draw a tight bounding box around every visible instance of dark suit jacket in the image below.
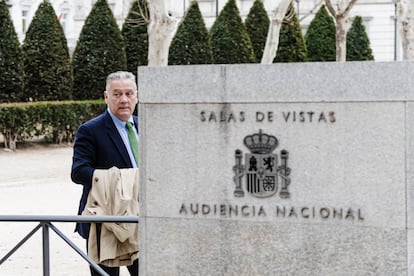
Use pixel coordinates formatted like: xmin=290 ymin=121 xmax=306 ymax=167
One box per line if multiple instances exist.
xmin=71 ymin=110 xmax=138 ymax=239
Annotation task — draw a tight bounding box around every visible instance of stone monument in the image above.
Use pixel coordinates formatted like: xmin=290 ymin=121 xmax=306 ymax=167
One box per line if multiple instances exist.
xmin=138 ymin=62 xmax=414 ymax=275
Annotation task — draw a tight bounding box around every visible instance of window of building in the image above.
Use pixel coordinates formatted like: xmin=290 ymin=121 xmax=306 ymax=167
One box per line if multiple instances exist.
xmin=198 ymin=0 xmax=216 ymax=17
xmin=60 ymin=12 xmax=68 ymax=31
xmin=59 ymin=1 xmax=70 ymax=32
xmin=22 ymin=9 xmax=28 ymax=33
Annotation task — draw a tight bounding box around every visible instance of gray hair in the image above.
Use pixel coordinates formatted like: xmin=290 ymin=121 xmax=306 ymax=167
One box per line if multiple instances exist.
xmin=105 ymin=71 xmax=137 ymax=92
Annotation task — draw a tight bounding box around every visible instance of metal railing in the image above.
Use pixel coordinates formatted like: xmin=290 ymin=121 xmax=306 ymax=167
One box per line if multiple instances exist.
xmin=0 ymin=215 xmax=139 ymax=276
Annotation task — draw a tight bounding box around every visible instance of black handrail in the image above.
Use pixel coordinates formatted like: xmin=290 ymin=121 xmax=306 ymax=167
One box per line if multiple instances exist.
xmin=0 ymin=215 xmax=139 ymax=276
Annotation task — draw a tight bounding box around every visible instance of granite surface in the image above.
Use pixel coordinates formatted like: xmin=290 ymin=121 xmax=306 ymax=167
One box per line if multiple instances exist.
xmin=138 ymin=62 xmax=411 ymax=275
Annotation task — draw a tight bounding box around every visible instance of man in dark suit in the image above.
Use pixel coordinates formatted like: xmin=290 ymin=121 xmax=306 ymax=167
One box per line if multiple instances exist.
xmin=71 ymin=71 xmax=139 ymax=276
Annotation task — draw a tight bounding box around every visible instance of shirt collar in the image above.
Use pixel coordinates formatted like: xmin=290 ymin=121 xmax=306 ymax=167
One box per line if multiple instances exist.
xmin=107 ymin=108 xmax=134 ymax=128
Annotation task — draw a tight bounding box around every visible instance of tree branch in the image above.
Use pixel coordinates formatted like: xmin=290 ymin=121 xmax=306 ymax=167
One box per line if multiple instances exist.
xmin=299 ymin=0 xmax=324 ymax=22
xmin=324 ymin=0 xmax=337 ymax=17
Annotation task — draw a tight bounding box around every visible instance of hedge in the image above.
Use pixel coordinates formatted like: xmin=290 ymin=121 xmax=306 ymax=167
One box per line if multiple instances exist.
xmin=0 ymin=100 xmax=106 ymax=150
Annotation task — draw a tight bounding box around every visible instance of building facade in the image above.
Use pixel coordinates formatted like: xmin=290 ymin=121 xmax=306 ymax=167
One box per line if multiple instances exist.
xmin=5 ymin=0 xmax=399 ymax=61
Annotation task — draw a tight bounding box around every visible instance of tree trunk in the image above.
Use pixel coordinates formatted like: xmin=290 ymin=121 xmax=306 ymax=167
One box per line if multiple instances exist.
xmin=3 ymin=131 xmax=17 ymax=151
xmin=261 ymin=0 xmax=292 ymax=64
xmin=336 ymin=15 xmax=347 ymax=61
xmin=398 ymin=0 xmax=414 ymax=60
xmin=325 ymin=0 xmax=357 ymax=62
xmin=147 ymin=0 xmax=177 ymax=66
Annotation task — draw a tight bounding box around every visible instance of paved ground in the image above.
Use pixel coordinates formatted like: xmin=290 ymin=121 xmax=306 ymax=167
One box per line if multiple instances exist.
xmin=0 ymin=144 xmax=131 ymax=275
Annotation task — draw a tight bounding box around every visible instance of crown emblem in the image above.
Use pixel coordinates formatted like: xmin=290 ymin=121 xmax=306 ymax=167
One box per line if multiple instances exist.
xmin=234 ymin=130 xmax=291 ymax=198
xmin=243 ymin=129 xmax=278 ymax=154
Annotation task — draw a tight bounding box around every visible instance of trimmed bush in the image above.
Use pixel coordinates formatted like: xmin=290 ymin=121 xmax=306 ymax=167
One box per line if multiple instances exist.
xmin=122 ymin=0 xmax=149 ymax=76
xmin=0 ymin=100 xmax=106 ymax=149
xmin=346 ymin=16 xmax=374 ymax=61
xmin=305 ymin=5 xmax=336 ymax=62
xmin=169 ymin=1 xmax=213 ymax=65
xmin=22 ymin=1 xmax=72 ymax=101
xmin=0 ymin=0 xmax=23 ymax=103
xmin=245 ymin=0 xmax=270 ymax=62
xmin=72 ymin=0 xmax=127 ymax=100
xmin=210 ymin=0 xmax=256 ymax=64
xmin=274 ymin=3 xmax=307 ymax=62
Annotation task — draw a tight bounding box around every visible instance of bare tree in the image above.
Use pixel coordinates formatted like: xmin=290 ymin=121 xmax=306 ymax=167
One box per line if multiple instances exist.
xmin=299 ymin=0 xmax=324 ymax=22
xmin=398 ymin=0 xmax=414 ymax=60
xmin=261 ymin=0 xmax=292 ymax=64
xmin=147 ymin=0 xmax=177 ymax=66
xmin=325 ymin=0 xmax=358 ymax=62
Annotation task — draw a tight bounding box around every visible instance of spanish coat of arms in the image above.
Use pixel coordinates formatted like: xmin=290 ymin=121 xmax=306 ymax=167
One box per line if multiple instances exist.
xmin=233 ymin=129 xmax=291 ymax=198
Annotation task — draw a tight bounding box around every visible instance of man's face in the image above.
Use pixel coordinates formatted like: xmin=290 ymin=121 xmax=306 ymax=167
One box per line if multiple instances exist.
xmin=104 ymin=79 xmax=138 ymax=121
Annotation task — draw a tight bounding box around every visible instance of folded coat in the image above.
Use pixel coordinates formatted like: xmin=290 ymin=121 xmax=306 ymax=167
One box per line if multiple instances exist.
xmin=83 ymin=166 xmax=139 ymax=267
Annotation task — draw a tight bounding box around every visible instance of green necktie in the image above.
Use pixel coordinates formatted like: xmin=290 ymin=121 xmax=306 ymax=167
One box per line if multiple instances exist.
xmin=126 ymin=121 xmax=139 ymax=166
